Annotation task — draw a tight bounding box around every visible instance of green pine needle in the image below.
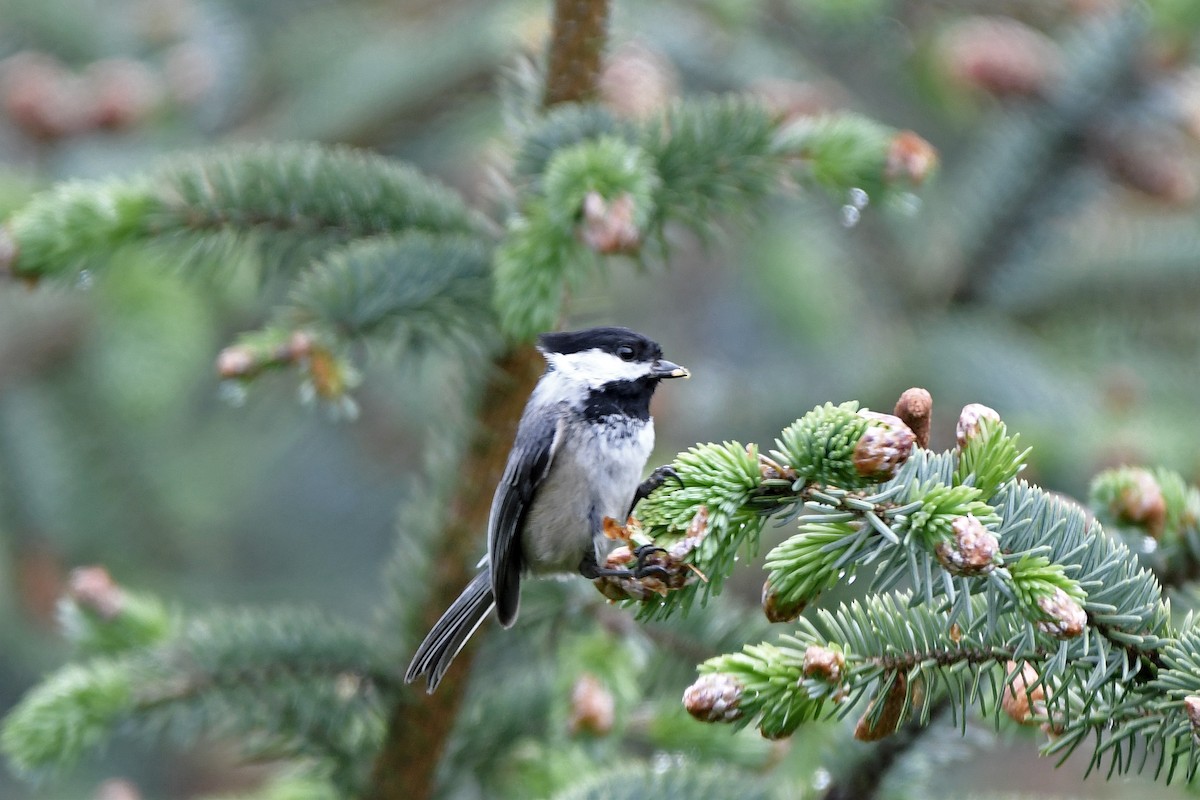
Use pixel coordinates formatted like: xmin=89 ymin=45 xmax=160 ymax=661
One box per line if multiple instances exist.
xmin=634 ymin=441 xmax=764 ymax=620
xmin=58 ymin=590 xmax=174 ymax=658
xmin=954 ymin=417 xmax=1029 ymax=498
xmin=285 ymin=231 xmax=494 ymax=349
xmin=513 ymin=103 xmax=625 ymax=182
xmin=6 ymin=143 xmax=490 ymax=281
xmin=764 ymin=521 xmax=860 ymax=610
xmin=900 ymin=481 xmax=999 ymax=548
xmin=0 ymin=607 xmax=392 ymax=784
xmin=1 ymin=661 xmax=133 ymax=779
xmin=774 ymin=113 xmax=900 ymax=198
xmin=775 ymin=402 xmax=871 ymax=488
xmin=639 ymin=95 xmax=782 ymax=229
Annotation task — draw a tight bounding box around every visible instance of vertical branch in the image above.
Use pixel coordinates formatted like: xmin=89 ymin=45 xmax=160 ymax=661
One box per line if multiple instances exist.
xmin=367 ymin=348 xmax=544 ymax=800
xmin=543 ymin=0 xmax=610 ymax=107
xmin=367 ymin=3 xmax=610 ymax=798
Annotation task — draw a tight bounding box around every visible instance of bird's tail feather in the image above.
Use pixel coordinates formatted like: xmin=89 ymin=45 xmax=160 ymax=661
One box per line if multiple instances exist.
xmin=405 ymin=569 xmax=494 ymax=693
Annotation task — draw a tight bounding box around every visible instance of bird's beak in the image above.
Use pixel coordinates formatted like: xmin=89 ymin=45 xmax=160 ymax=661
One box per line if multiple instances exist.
xmin=652 ymin=359 xmax=690 ymax=379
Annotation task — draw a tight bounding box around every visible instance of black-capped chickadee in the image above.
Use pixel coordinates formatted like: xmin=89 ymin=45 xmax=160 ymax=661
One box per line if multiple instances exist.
xmin=405 ymin=326 xmax=689 ymax=692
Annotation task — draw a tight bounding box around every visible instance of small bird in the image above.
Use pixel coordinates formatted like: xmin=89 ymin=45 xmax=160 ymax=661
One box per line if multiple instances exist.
xmin=405 ymin=326 xmax=689 ymax=692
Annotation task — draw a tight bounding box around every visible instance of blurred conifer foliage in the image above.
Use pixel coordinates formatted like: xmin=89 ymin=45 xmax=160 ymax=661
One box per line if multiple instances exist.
xmin=1 ymin=1 xmax=1199 ymax=799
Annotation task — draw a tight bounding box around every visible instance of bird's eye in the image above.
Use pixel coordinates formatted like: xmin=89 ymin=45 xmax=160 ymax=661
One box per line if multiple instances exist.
xmin=617 ymin=345 xmax=635 ymax=362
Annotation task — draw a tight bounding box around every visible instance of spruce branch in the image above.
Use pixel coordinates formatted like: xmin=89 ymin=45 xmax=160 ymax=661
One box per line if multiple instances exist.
xmin=639 ymin=96 xmax=783 ymax=229
xmin=495 ymin=98 xmax=940 ymax=340
xmin=511 ymin=103 xmax=623 ymax=182
xmin=937 ymin=7 xmax=1149 ymax=304
xmin=2 ymin=607 xmax=394 ymax=790
xmin=775 ymin=113 xmax=937 ymax=199
xmin=218 ymin=232 xmax=496 ymax=410
xmin=58 ymin=566 xmax=174 ymax=657
xmin=611 ymin=390 xmax=1188 ymax=779
xmin=1 ymin=143 xmax=490 ymax=282
xmin=1090 ymin=465 xmax=1200 ymax=586
xmin=284 ymin=232 xmax=493 ymax=346
xmin=495 ymin=135 xmax=658 ymax=339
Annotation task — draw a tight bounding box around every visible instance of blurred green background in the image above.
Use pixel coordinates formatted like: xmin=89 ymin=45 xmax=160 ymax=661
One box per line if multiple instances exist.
xmin=2 ymin=0 xmax=1199 ymax=797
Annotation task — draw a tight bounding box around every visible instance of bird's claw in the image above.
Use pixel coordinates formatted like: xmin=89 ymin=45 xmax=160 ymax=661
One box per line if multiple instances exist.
xmin=592 ymin=507 xmax=710 ymax=602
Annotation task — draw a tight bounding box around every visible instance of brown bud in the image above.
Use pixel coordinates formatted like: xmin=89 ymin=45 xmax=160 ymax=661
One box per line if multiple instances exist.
xmin=1 ymin=52 xmax=90 ymax=140
xmin=286 ymin=330 xmax=314 ymax=359
xmin=1002 ymin=660 xmax=1047 ymax=724
xmin=568 ymin=673 xmax=615 ymax=736
xmin=599 ymin=43 xmax=677 ymax=119
xmin=603 ymin=545 xmax=635 ymax=570
xmin=855 ymin=672 xmax=920 ymax=741
xmin=669 ymin=504 xmax=709 ymax=560
xmin=306 ymin=347 xmax=346 ymax=399
xmin=0 ymin=225 xmax=18 ymax=281
xmin=85 ymin=58 xmax=164 ymax=131
xmin=885 ymin=132 xmax=938 ymax=186
xmin=762 ymin=579 xmax=805 ymax=623
xmin=683 ymin=673 xmax=744 ymax=723
xmin=759 ymin=453 xmax=797 ymax=482
xmin=68 ymin=566 xmax=125 ymax=620
xmin=1035 ymin=588 xmax=1087 ymax=639
xmin=853 ymin=412 xmax=916 ymax=481
xmin=580 ymin=191 xmax=641 ymax=254
xmin=1184 ymin=695 xmax=1200 ymax=731
xmin=894 ymin=387 xmax=933 ymax=450
xmin=1113 ymin=468 xmax=1166 ymax=538
xmin=956 ymin=403 xmax=1001 ymax=449
xmin=94 ymin=779 xmax=142 ymax=800
xmin=934 ymin=514 xmax=999 ymax=577
xmin=938 ymin=17 xmax=1063 ymax=99
xmin=216 ymin=346 xmax=255 ymax=378
xmin=802 ymin=645 xmax=845 ymax=684
xmin=1096 ymin=129 xmax=1198 ymax=206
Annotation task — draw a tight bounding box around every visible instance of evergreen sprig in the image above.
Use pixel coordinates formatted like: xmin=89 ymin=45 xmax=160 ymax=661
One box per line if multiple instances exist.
xmin=2 ymin=606 xmax=393 ymax=790
xmin=954 ymin=415 xmax=1029 ymax=498
xmin=633 ymin=404 xmax=921 ymax=619
xmin=512 ymin=103 xmax=625 ymax=183
xmin=3 ymin=143 xmax=490 ymax=282
xmin=58 ymin=586 xmax=174 ymax=658
xmin=774 ymin=113 xmax=898 ymax=198
xmin=493 ymin=96 xmax=936 ymax=340
xmin=775 ymin=401 xmax=876 ymax=488
xmin=495 ymin=135 xmax=659 ymax=338
xmin=633 ymin=441 xmax=764 ymax=620
xmin=284 ymin=232 xmax=495 ymax=351
xmin=639 ymin=96 xmax=782 ymax=229
xmin=634 ymin=397 xmax=1186 ymax=778
xmin=1090 ymin=465 xmax=1200 ymax=586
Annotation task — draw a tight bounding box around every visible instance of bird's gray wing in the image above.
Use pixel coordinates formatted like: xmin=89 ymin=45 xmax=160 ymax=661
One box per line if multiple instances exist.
xmin=488 ymin=410 xmax=564 ymax=628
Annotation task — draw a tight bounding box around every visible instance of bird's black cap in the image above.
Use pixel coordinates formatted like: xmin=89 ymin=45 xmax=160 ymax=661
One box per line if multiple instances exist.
xmin=536 ymin=326 xmax=663 ymax=362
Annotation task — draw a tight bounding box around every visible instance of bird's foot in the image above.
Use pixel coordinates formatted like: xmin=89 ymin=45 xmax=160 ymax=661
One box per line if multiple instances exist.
xmin=589 ymin=507 xmax=710 ymax=603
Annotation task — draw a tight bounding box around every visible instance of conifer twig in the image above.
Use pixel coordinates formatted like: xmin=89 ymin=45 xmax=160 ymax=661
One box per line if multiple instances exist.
xmin=543 ymin=0 xmax=610 ymax=107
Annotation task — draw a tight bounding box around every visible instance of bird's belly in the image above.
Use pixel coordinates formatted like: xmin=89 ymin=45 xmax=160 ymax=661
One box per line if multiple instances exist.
xmin=521 ymin=418 xmax=653 ymax=575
